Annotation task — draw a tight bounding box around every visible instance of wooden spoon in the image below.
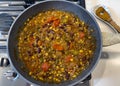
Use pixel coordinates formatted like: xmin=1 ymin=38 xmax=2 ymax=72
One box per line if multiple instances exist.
xmin=93 ymin=5 xmax=120 ymax=33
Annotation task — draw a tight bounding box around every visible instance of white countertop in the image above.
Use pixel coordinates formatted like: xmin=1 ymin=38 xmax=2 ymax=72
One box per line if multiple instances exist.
xmin=86 ymin=0 xmax=120 ymax=86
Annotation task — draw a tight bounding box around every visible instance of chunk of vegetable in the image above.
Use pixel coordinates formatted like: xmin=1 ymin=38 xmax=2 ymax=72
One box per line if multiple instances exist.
xmin=53 ymin=19 xmax=60 ymax=27
xmin=53 ymin=44 xmax=64 ymax=51
xmin=79 ymin=32 xmax=85 ymax=38
xmin=65 ymin=55 xmax=73 ymax=62
xmin=41 ymin=62 xmax=50 ymax=72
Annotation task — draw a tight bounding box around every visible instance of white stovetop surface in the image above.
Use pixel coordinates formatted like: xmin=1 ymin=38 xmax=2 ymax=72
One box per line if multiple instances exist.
xmin=0 ymin=0 xmax=120 ymax=86
xmin=86 ymin=0 xmax=120 ymax=86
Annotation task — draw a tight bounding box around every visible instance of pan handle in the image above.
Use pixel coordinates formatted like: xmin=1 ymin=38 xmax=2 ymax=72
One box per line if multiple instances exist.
xmin=24 ymin=0 xmax=35 ymax=4
xmin=78 ymin=0 xmax=86 ymax=9
xmin=24 ymin=0 xmax=35 ymax=8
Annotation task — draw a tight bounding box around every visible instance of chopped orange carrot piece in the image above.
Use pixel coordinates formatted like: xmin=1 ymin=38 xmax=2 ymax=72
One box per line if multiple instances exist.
xmin=79 ymin=32 xmax=85 ymax=38
xmin=41 ymin=62 xmax=50 ymax=72
xmin=53 ymin=44 xmax=64 ymax=51
xmin=65 ymin=55 xmax=73 ymax=62
xmin=53 ymin=19 xmax=60 ymax=27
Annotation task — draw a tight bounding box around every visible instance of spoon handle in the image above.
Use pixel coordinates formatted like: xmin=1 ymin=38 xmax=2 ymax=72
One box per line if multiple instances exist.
xmin=108 ymin=19 xmax=120 ymax=33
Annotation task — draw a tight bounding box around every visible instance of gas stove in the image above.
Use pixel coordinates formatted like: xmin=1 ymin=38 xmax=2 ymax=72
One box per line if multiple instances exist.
xmin=0 ymin=0 xmax=91 ymax=86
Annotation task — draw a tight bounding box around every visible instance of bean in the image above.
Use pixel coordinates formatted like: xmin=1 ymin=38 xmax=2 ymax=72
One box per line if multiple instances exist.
xmin=67 ymin=42 xmax=70 ymax=46
xmin=65 ymin=71 xmax=70 ymax=80
xmin=59 ymin=26 xmax=64 ymax=29
xmin=36 ymin=36 xmax=39 ymax=42
xmin=78 ymin=65 xmax=81 ymax=68
xmin=42 ymin=24 xmax=47 ymax=28
xmin=49 ymin=30 xmax=55 ymax=34
xmin=24 ymin=37 xmax=27 ymax=40
xmin=37 ymin=48 xmax=41 ymax=53
xmin=49 ymin=57 xmax=55 ymax=61
xmin=27 ymin=51 xmax=32 ymax=56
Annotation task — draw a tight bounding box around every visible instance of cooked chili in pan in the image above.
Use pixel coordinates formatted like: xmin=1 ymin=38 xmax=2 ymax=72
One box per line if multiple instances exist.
xmin=17 ymin=10 xmax=96 ymax=83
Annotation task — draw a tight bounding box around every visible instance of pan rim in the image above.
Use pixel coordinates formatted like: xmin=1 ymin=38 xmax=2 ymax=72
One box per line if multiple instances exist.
xmin=7 ymin=0 xmax=102 ymax=86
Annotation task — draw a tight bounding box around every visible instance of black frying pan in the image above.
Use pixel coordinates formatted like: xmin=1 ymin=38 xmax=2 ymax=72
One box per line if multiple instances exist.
xmin=7 ymin=1 xmax=102 ymax=86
